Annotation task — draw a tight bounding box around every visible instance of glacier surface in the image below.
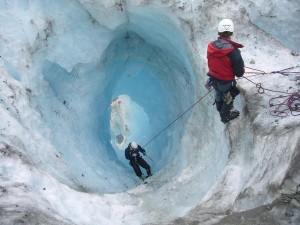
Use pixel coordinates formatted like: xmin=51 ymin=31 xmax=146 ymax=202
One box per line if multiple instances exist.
xmin=0 ymin=0 xmax=299 ymax=224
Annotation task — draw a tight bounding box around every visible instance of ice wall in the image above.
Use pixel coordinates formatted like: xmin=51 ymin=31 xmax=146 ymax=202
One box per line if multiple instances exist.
xmin=31 ymin=1 xmax=197 ymax=192
xmin=0 ymin=0 xmax=299 ymax=225
xmin=0 ymin=0 xmax=199 ymax=193
xmin=242 ymin=0 xmax=300 ymax=52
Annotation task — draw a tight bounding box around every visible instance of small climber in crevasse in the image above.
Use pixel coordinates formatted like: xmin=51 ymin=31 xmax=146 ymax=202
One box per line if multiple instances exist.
xmin=125 ymin=141 xmax=152 ymax=181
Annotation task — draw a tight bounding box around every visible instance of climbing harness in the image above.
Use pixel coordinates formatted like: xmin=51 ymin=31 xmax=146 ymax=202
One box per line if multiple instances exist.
xmin=143 ymin=89 xmax=213 ymax=148
xmin=243 ymin=66 xmax=300 ymax=117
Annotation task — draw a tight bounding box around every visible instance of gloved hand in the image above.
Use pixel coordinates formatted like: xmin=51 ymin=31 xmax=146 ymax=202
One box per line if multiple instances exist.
xmin=204 ymin=78 xmax=213 ymax=91
xmin=142 ymin=152 xmax=146 ymax=156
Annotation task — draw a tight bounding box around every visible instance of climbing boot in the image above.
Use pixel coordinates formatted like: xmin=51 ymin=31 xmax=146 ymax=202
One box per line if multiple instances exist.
xmin=139 ymin=175 xmax=145 ymax=181
xmin=146 ymin=169 xmax=152 ymax=178
xmin=221 ymin=110 xmax=240 ymax=124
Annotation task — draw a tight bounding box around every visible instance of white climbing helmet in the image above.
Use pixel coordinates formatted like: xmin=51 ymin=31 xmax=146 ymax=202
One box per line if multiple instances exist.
xmin=130 ymin=141 xmax=138 ymax=149
xmin=218 ymin=19 xmax=234 ymax=33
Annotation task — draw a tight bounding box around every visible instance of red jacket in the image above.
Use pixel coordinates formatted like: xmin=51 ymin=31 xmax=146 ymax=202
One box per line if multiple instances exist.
xmin=207 ymin=37 xmax=244 ymax=81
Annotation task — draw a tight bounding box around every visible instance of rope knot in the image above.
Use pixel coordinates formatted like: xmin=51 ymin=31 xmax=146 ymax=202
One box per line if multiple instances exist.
xmin=255 ymin=83 xmax=265 ymax=94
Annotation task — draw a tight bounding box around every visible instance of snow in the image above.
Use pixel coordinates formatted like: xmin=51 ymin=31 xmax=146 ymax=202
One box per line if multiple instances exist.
xmin=0 ymin=0 xmax=299 ymax=224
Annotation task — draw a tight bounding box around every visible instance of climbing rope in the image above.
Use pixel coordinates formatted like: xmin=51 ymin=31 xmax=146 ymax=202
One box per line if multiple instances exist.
xmin=269 ymin=92 xmax=300 ymax=117
xmin=243 ymin=65 xmax=300 ymax=117
xmin=242 ymin=76 xmax=291 ymax=95
xmin=245 ymin=65 xmax=300 ymax=77
xmin=143 ymin=89 xmax=213 ymax=148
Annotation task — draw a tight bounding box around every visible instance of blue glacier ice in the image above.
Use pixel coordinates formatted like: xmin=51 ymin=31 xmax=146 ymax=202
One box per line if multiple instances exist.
xmin=29 ymin=4 xmax=196 ymax=193
xmin=0 ymin=0 xmax=299 ymax=225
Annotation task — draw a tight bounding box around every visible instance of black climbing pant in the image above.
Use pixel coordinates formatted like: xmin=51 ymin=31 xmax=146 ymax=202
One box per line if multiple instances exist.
xmin=130 ymin=157 xmax=151 ymax=177
xmin=220 ymin=97 xmax=233 ymax=121
xmin=212 ymin=80 xmax=236 ymax=121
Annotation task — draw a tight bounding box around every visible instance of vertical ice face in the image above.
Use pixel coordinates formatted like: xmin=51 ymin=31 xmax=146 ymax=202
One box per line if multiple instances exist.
xmin=243 ymin=0 xmax=300 ymax=52
xmin=110 ymin=95 xmax=150 ymax=154
xmin=9 ymin=0 xmax=197 ymax=192
xmin=102 ymin=29 xmax=195 ymax=171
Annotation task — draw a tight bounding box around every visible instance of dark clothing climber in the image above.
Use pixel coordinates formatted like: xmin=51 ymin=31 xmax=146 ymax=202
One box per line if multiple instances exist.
xmin=206 ymin=19 xmax=245 ymax=123
xmin=125 ymin=141 xmax=152 ymax=181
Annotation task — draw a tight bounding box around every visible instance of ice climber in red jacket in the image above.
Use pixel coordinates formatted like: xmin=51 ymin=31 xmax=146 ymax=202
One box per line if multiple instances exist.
xmin=206 ymin=19 xmax=245 ymax=123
